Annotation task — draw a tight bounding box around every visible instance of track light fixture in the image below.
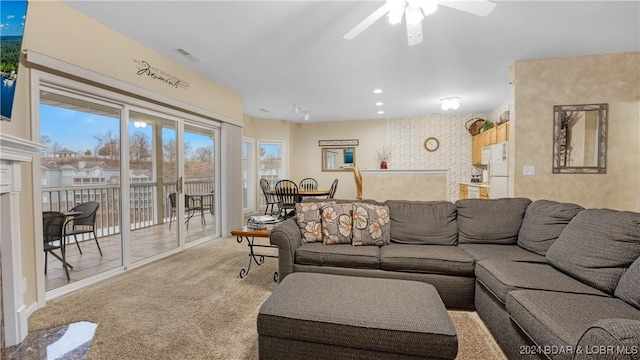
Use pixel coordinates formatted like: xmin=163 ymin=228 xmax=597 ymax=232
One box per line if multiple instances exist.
xmin=293 ymin=104 xmax=310 ymax=120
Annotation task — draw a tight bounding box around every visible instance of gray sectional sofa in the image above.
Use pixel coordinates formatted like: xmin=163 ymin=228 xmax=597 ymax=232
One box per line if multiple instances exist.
xmin=269 ymin=198 xmax=640 ymax=359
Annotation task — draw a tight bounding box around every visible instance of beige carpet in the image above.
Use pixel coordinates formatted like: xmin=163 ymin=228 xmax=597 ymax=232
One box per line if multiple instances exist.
xmin=28 ymin=237 xmax=506 ymax=359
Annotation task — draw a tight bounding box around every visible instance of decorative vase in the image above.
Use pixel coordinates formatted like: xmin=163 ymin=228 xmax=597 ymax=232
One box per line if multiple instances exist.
xmin=380 ymin=161 xmax=387 ymax=169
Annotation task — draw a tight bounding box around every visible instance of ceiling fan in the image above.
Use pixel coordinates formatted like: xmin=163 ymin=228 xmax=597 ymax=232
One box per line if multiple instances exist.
xmin=344 ymin=0 xmax=496 ymax=46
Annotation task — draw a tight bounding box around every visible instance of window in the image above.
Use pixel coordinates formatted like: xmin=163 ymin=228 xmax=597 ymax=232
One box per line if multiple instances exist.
xmin=257 ymin=140 xmax=285 ymax=209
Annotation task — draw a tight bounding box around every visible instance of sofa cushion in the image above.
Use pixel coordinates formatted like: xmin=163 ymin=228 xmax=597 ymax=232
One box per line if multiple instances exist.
xmin=386 ymin=200 xmax=457 ymax=245
xmin=459 ymin=243 xmax=546 ymax=263
xmin=456 ymin=198 xmax=532 ymax=244
xmin=320 ymin=202 xmax=353 ymax=245
xmin=352 ymin=202 xmax=390 ymax=247
xmin=615 ymin=255 xmax=640 ymax=309
xmin=295 ymin=243 xmax=379 ymax=269
xmin=295 ymin=202 xmax=329 ymax=243
xmin=475 ymin=259 xmax=608 ymax=304
xmin=506 ymin=290 xmax=640 ymax=355
xmin=517 ymin=200 xmax=584 ymax=255
xmin=546 ymin=209 xmax=640 ymax=294
xmin=380 ymin=244 xmax=475 ymax=276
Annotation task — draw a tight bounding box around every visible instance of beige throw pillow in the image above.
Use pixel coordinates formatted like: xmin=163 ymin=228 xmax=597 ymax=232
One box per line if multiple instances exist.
xmin=295 ymin=202 xmax=327 ymax=243
xmin=320 ymin=203 xmax=353 ymax=245
xmin=352 ymin=203 xmax=390 ymax=246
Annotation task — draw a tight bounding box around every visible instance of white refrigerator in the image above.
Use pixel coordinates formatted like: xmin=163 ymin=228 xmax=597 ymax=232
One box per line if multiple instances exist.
xmin=488 ymin=142 xmax=508 ymax=199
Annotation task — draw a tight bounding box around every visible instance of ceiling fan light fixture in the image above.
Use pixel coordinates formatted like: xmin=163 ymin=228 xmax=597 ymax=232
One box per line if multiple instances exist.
xmin=304 ymin=111 xmax=310 ymax=121
xmin=420 ymin=0 xmax=439 ymax=16
xmin=440 ymin=97 xmax=461 ymax=111
xmin=386 ymin=0 xmax=406 ymax=24
xmin=405 ymin=6 xmax=424 ymax=25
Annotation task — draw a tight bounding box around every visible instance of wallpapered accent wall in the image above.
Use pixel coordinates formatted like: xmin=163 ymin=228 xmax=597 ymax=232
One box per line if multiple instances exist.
xmin=484 ymin=100 xmax=510 ymax=124
xmin=387 ymin=100 xmax=509 ymax=202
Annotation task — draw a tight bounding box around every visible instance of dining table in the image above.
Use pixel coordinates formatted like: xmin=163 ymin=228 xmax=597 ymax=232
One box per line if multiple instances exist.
xmin=266 ymin=189 xmax=330 ymax=197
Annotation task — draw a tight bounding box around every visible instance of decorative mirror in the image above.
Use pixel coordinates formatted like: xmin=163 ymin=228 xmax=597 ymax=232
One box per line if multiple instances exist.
xmin=322 ymin=147 xmax=355 ymax=172
xmin=552 ymin=103 xmax=608 ymax=174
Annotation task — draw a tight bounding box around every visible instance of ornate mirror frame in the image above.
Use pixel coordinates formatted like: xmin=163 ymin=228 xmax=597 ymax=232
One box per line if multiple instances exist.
xmin=552 ymin=103 xmax=608 ymax=174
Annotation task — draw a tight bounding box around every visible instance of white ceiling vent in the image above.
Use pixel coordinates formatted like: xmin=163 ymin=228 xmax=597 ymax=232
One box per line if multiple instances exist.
xmin=174 ymin=48 xmax=200 ymax=61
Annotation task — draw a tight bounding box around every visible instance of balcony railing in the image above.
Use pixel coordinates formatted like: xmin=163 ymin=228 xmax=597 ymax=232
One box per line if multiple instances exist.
xmin=42 ymin=180 xmax=214 ymax=239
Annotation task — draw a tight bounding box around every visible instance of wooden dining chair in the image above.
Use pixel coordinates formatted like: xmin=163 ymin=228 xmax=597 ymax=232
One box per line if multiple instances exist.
xmin=299 ymin=178 xmax=318 ymax=191
xmin=260 ymin=179 xmax=279 ymax=215
xmin=328 ymin=178 xmax=339 ymax=199
xmin=274 ymin=180 xmax=299 ymax=219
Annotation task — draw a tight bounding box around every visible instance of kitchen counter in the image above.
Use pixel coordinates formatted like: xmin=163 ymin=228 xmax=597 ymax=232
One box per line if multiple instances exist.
xmin=460 ymin=182 xmax=490 ymax=188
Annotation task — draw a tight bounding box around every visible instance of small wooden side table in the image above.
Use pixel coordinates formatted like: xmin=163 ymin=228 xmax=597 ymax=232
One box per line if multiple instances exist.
xmin=230 ymin=226 xmax=278 ymax=282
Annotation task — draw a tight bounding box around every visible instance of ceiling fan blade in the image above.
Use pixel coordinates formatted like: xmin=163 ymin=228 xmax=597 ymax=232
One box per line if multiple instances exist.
xmin=439 ymin=0 xmax=496 ymax=17
xmin=406 ymin=20 xmax=423 ymax=46
xmin=344 ymin=4 xmax=389 ymax=40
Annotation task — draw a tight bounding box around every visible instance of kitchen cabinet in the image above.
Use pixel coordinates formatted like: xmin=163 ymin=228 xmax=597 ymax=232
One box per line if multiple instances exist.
xmin=459 ymin=184 xmax=468 ymax=199
xmin=483 ymin=130 xmax=492 ymax=147
xmin=471 ymin=122 xmax=509 ymax=166
xmin=460 ymin=183 xmax=490 ymax=200
xmin=497 ymin=122 xmax=509 ymax=143
xmin=480 ymin=187 xmax=490 ymax=199
xmin=471 ymin=135 xmax=482 ymax=165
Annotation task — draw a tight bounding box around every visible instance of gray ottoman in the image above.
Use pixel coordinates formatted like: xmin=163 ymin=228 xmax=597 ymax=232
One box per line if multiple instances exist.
xmin=257 ymin=273 xmax=458 ymax=359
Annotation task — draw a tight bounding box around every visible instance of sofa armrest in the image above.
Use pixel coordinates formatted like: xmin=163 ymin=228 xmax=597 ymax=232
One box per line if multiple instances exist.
xmin=270 ymin=218 xmax=302 ymax=282
xmin=575 ymin=318 xmax=640 ymax=360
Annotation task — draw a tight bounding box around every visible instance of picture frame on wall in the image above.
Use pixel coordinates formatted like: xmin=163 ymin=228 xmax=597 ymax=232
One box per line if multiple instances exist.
xmin=0 ymin=0 xmax=28 ymax=122
xmin=318 ymin=139 xmax=359 ymax=147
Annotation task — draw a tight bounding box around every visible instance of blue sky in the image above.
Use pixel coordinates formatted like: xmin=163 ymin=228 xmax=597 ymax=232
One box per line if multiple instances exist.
xmin=0 ymin=0 xmax=28 ymax=37
xmin=40 ymin=104 xmax=213 ymax=156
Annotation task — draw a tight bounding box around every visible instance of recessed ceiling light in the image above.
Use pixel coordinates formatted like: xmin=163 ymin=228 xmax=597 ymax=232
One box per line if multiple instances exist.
xmin=373 ymin=89 xmax=383 ymax=94
xmin=377 ymin=110 xmax=385 ymax=115
xmin=376 ymin=102 xmax=384 ymax=106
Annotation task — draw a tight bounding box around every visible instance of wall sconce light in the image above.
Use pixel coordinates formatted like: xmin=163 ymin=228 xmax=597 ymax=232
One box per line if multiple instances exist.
xmin=440 ymin=97 xmax=460 ymax=111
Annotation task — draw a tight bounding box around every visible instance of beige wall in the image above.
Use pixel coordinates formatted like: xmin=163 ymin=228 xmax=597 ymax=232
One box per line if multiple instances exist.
xmin=1 ymin=1 xmax=243 ymax=312
xmin=290 ymin=119 xmax=387 ymax=199
xmin=511 ymin=52 xmax=640 ymax=211
xmin=243 ymin=116 xmax=386 ymax=200
xmin=22 ymin=1 xmax=243 ymax=123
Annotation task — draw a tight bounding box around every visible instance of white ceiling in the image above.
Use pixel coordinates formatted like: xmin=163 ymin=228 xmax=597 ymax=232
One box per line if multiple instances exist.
xmin=62 ymin=1 xmax=639 ymax=122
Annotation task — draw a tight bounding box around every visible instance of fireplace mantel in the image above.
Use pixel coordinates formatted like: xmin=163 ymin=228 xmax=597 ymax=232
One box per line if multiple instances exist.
xmin=0 ymin=133 xmax=47 ymax=347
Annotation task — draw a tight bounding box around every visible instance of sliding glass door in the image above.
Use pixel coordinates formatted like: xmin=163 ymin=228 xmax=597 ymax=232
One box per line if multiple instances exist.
xmin=38 ymin=76 xmax=220 ymax=295
xmin=128 ymin=109 xmax=180 ymax=263
xmin=40 ymin=89 xmax=124 ymax=291
xmin=184 ymin=123 xmax=217 ymax=244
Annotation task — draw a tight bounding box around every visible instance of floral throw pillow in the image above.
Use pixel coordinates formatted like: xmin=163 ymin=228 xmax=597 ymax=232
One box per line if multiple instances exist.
xmin=296 ymin=202 xmax=328 ymax=243
xmin=352 ymin=203 xmax=390 ymax=246
xmin=320 ymin=203 xmax=353 ymax=245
